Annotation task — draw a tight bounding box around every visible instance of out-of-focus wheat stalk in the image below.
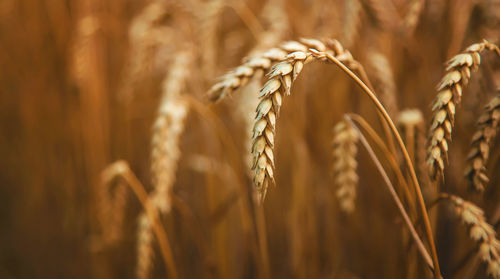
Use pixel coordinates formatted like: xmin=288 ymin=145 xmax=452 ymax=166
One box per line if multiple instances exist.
xmin=332 ymin=120 xmax=359 ymax=213
xmin=368 ymin=51 xmax=399 ymax=118
xmin=427 ymin=40 xmax=500 ymax=182
xmin=464 ymin=92 xmax=500 ymax=192
xmin=136 ymin=49 xmax=193 ymax=279
xmin=443 ymin=194 xmax=500 ymax=278
xmin=122 ymin=0 xmax=174 ymax=100
xmin=402 ymin=0 xmax=425 ymax=35
xmin=343 ymin=0 xmax=362 ymax=48
xmin=101 ymin=161 xmax=178 ymax=279
xmin=398 ymin=109 xmax=430 ymax=189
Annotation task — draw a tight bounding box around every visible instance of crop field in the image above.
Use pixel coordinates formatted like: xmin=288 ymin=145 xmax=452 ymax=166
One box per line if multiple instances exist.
xmin=0 ymin=0 xmax=499 ymax=278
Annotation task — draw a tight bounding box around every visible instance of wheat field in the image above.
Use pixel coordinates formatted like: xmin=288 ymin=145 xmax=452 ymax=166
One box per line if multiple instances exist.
xmin=1 ymin=0 xmax=500 ymax=278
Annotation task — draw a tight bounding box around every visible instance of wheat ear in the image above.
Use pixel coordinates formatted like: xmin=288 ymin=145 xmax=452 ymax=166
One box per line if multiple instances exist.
xmin=427 ymin=40 xmax=500 ymax=181
xmin=150 ymin=50 xmax=192 ymax=213
xmin=332 ymin=120 xmax=359 ymax=213
xmin=368 ymin=51 xmax=399 ymax=118
xmin=136 ymin=50 xmax=192 ymax=279
xmin=137 ymin=212 xmax=154 ymax=279
xmin=208 ymin=38 xmax=332 ymax=102
xmin=398 ymin=109 xmax=430 ymax=187
xmin=444 ymin=194 xmax=500 ymax=278
xmin=252 ymin=39 xmax=355 ymax=202
xmin=464 ymin=93 xmax=500 ymax=192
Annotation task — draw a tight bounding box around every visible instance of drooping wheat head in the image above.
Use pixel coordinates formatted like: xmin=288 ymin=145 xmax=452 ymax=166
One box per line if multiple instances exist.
xmin=427 ymin=40 xmax=500 ymax=181
xmin=464 ymin=92 xmax=500 ymax=192
xmin=251 ymin=39 xmax=356 ymax=202
xmin=332 ymin=120 xmax=359 ymax=213
xmin=209 ymin=38 xmax=332 ymax=102
xmin=445 ymin=194 xmax=500 ymax=278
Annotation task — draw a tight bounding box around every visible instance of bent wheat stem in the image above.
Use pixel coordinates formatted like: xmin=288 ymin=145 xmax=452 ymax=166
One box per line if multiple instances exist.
xmin=313 ymin=50 xmax=442 ymax=278
xmin=103 ymin=161 xmax=178 ymax=279
xmin=345 ymin=115 xmax=434 ymax=271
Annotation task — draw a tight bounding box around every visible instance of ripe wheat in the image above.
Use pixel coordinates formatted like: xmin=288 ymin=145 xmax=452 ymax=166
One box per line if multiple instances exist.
xmin=332 ymin=120 xmax=359 ymax=213
xmin=444 ymin=194 xmax=500 ymax=278
xmin=427 ymin=40 xmax=500 ymax=181
xmin=251 ymin=39 xmax=356 ymax=201
xmin=464 ymin=93 xmax=500 ymax=192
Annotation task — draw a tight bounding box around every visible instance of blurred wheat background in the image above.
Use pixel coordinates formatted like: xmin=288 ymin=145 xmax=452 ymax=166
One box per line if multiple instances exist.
xmin=0 ymin=0 xmax=499 ymax=278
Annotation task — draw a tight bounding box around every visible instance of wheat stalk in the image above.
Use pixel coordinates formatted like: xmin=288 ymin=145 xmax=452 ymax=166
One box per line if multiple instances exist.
xmin=122 ymin=0 xmax=175 ymax=100
xmin=136 ymin=49 xmax=192 ymax=279
xmin=427 ymin=40 xmax=500 ymax=181
xmin=150 ymin=49 xmax=193 ymax=213
xmin=251 ymin=40 xmax=356 ymax=202
xmin=208 ymin=38 xmax=333 ymax=102
xmin=137 ymin=212 xmax=154 ymax=279
xmin=398 ymin=109 xmax=431 ymax=189
xmin=343 ymin=0 xmax=362 ymax=48
xmin=464 ymin=93 xmax=500 ymax=192
xmin=368 ymin=51 xmax=399 ymax=118
xmin=443 ymin=194 xmax=500 ymax=278
xmin=332 ymin=120 xmax=359 ymax=213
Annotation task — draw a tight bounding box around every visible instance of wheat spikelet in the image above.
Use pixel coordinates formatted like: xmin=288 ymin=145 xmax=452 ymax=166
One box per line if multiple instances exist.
xmin=251 ymin=39 xmax=355 ymax=201
xmin=445 ymin=194 xmax=500 ymax=278
xmin=427 ymin=40 xmax=500 ymax=181
xmin=208 ymin=38 xmax=332 ymax=102
xmin=332 ymin=120 xmax=359 ymax=213
xmin=137 ymin=212 xmax=154 ymax=279
xmin=464 ymin=92 xmax=500 ymax=192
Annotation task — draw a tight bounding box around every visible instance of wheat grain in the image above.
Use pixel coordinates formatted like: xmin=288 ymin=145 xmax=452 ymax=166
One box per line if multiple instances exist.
xmin=464 ymin=92 xmax=500 ymax=192
xmin=444 ymin=194 xmax=500 ymax=278
xmin=332 ymin=120 xmax=359 ymax=213
xmin=208 ymin=38 xmax=331 ymax=102
xmin=427 ymin=40 xmax=500 ymax=181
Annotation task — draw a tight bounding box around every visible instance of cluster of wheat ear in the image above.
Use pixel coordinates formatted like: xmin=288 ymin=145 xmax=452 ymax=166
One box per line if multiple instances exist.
xmin=427 ymin=41 xmax=500 ymax=181
xmin=464 ymin=92 xmax=500 ymax=192
xmin=444 ymin=194 xmax=500 ymax=278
